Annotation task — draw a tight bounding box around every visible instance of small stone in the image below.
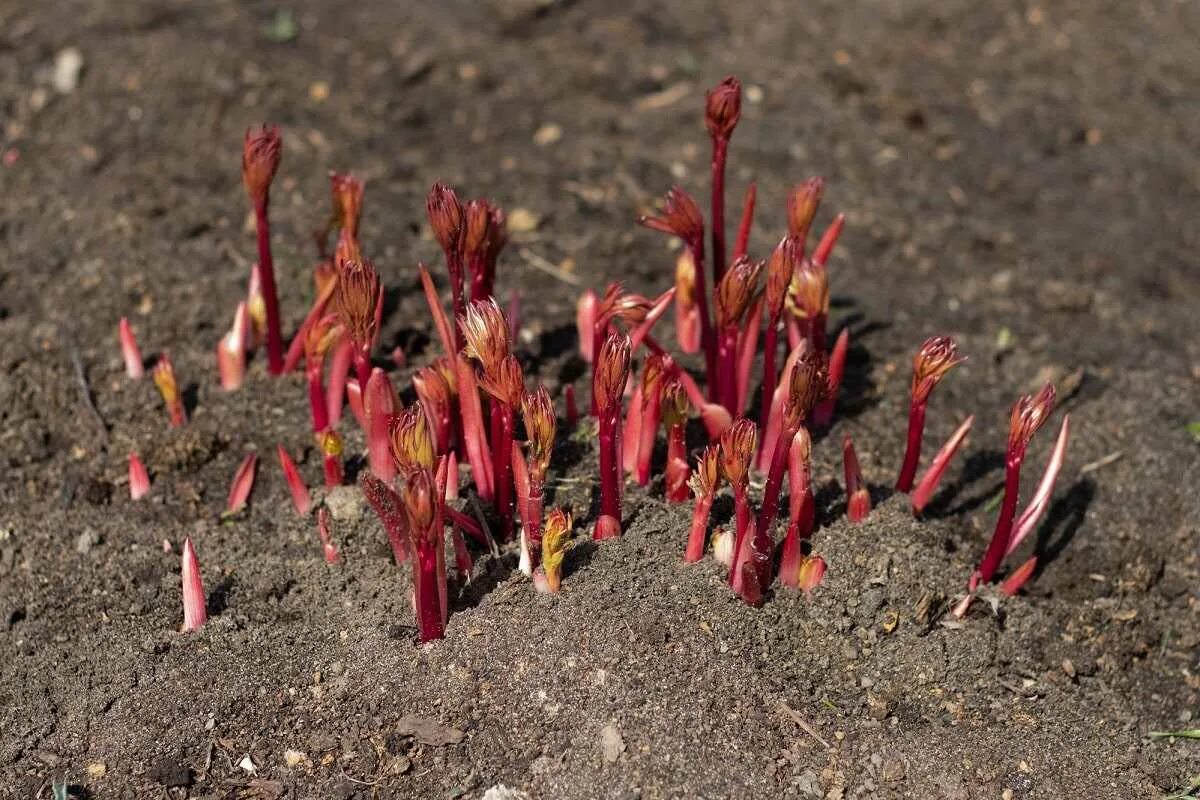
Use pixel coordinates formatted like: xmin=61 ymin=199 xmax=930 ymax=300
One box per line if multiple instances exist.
xmin=309 ymin=82 xmax=330 ymax=102
xmin=533 ymin=123 xmax=562 ymax=146
xmin=52 ymin=47 xmax=84 ymax=94
xmin=600 ymin=723 xmax=625 ymax=763
xmin=283 ymin=749 xmax=306 ymax=768
xmin=324 ymin=485 xmax=363 ymax=523
xmin=75 ymin=528 xmax=99 ymax=555
xmin=482 ymin=785 xmax=531 ymax=800
xmin=238 ymin=754 xmax=257 ymax=774
xmin=86 ymin=761 xmax=107 ymax=779
xmin=389 ymin=755 xmax=412 ymax=775
xmin=507 ymin=207 xmax=540 ymax=234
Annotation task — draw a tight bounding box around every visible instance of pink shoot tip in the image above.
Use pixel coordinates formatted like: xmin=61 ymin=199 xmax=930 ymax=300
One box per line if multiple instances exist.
xmin=223 ymin=453 xmax=258 ymax=517
xmin=152 ymin=353 xmax=187 ymax=428
xmin=843 ymin=436 xmax=871 ymax=523
xmin=217 ymin=301 xmax=250 ymax=391
xmin=128 ymin=452 xmax=150 ymax=500
xmin=118 ymin=317 xmax=144 ymax=379
xmin=276 ymin=445 xmax=312 ymax=517
xmin=1000 ymin=556 xmax=1038 ymax=597
xmin=796 ymin=554 xmax=827 ymax=593
xmin=181 ymin=536 xmax=207 ymax=632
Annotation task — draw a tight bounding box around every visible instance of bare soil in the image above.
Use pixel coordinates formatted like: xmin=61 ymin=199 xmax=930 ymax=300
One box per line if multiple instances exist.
xmin=1 ymin=1 xmax=1198 ymax=798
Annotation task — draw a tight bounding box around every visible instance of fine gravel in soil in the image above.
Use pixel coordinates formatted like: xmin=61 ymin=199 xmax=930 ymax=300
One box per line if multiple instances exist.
xmin=1 ymin=1 xmax=1198 ymax=798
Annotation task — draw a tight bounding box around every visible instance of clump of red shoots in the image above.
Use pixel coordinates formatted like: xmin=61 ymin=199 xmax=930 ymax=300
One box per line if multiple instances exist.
xmin=276 ymin=445 xmax=312 ymax=517
xmin=128 ymin=452 xmax=150 ymax=500
xmin=895 ymin=336 xmax=965 ymax=492
xmin=152 ymin=353 xmax=186 ymax=428
xmin=592 ymin=331 xmax=631 ymax=540
xmin=181 ymin=536 xmax=207 ymax=632
xmin=242 ymin=125 xmax=285 ymax=374
xmin=843 ymin=435 xmax=871 ymax=523
xmin=118 ymin=317 xmax=144 ymax=379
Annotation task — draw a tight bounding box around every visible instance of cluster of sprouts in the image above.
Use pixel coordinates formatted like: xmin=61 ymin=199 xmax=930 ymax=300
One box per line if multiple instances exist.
xmin=113 ymin=76 xmax=1071 ymax=639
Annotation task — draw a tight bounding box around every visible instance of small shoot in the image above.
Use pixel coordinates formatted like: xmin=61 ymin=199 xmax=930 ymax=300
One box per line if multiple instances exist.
xmin=128 ymin=452 xmax=151 ymax=501
xmin=276 ymin=445 xmax=312 ymax=517
xmin=910 ymin=415 xmax=974 ymax=515
xmin=843 ymin=435 xmax=870 ymax=524
xmin=534 ymin=508 xmax=573 ymax=594
xmin=118 ymin=317 xmax=145 ymax=379
xmin=592 ymin=331 xmax=632 ymax=540
xmin=152 ymin=353 xmax=187 ymax=428
xmin=223 ymin=453 xmax=258 ymax=518
xmin=181 ymin=536 xmax=207 ymax=632
xmin=242 ymin=124 xmax=285 ymax=374
xmin=895 ymin=336 xmax=965 ymax=492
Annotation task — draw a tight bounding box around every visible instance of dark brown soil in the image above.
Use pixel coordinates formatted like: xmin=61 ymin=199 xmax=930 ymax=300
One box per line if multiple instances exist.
xmin=2 ymin=1 xmax=1198 ymax=798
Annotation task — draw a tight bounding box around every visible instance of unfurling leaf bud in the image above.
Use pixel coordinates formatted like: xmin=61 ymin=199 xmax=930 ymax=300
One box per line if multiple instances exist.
xmin=1008 ymin=383 xmax=1056 ymax=456
xmin=714 ymin=256 xmax=763 ymax=329
xmin=536 ymin=508 xmax=573 ymax=593
xmin=705 ymin=76 xmax=742 ymax=141
xmin=460 ymin=298 xmax=512 ymax=377
xmin=390 ymin=402 xmax=436 ymax=476
xmin=687 ymin=443 xmax=721 ymax=499
xmin=522 ymin=385 xmax=556 ymax=481
xmin=788 ymin=259 xmax=829 ymax=321
xmin=426 ymin=182 xmax=464 ymax=255
xmin=784 ymin=349 xmax=830 ymax=429
xmin=242 ymin=125 xmax=282 ymax=204
xmin=765 ymin=236 xmax=802 ymax=319
xmin=911 ymin=336 xmax=965 ymax=404
xmin=401 ymin=468 xmax=438 ymax=539
xmin=719 ymin=418 xmax=758 ymax=488
xmin=463 ymin=199 xmax=493 ymax=259
xmin=660 ymin=379 xmax=689 ymax=428
xmin=638 ymin=187 xmax=705 ymax=245
xmin=593 ymin=331 xmax=632 ymax=413
xmin=332 ymin=259 xmax=381 ymax=347
xmin=786 ymin=177 xmax=825 ymax=238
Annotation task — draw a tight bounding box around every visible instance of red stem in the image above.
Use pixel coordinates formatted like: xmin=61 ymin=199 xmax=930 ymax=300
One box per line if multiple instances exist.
xmin=254 ymin=200 xmax=285 ymax=374
xmin=635 ymin=390 xmax=662 ymax=486
xmin=976 ymin=455 xmax=1023 ymax=584
xmin=710 ymin=138 xmax=729 ymax=284
xmin=735 ymin=298 xmax=763 ymax=414
xmin=684 ymin=494 xmax=713 ymax=562
xmin=665 ymin=424 xmax=690 ymax=503
xmin=494 ymin=404 xmax=516 ymax=541
xmin=759 ymin=319 xmax=779 ymax=432
xmin=727 ymin=485 xmax=751 ymax=587
xmin=594 ymin=402 xmax=622 ymax=539
xmin=413 ymin=544 xmax=444 ymax=642
xmin=895 ymin=400 xmax=927 ymax=493
xmin=755 ymin=423 xmax=799 ymax=540
xmin=717 ymin=327 xmax=738 ymax=415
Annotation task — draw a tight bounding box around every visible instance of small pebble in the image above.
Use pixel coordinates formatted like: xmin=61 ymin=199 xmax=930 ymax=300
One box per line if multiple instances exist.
xmin=52 ymin=47 xmax=84 ymax=94
xmin=324 ymin=486 xmax=364 ymax=523
xmin=533 ymin=123 xmax=562 ymax=146
xmin=600 ymin=723 xmax=625 ymax=763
